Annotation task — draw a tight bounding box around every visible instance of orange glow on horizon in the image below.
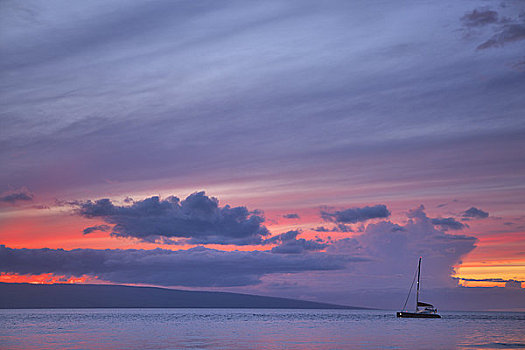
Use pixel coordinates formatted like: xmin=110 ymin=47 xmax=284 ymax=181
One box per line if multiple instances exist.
xmin=0 ymin=273 xmax=100 ymax=285
xmin=453 ymin=261 xmax=525 ymax=288
xmin=2 ymin=199 xmax=524 ymax=289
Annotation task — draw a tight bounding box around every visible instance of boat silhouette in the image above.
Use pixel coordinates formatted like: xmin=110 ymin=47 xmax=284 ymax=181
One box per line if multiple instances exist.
xmin=396 ymin=257 xmax=441 ymax=318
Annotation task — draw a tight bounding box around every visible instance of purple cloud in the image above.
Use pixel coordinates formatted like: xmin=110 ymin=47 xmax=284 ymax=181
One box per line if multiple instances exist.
xmin=461 ymin=9 xmax=499 ymax=27
xmin=321 ymin=205 xmax=390 ymax=224
xmin=327 ymin=206 xmax=477 ymax=289
xmin=431 ymin=217 xmax=468 ymax=231
xmin=77 ymin=192 xmax=270 ymax=245
xmin=83 ymin=225 xmax=111 ymax=235
xmin=282 ymin=213 xmax=300 ymax=219
xmin=238 ymin=206 xmax=482 ymax=308
xmin=0 ymin=187 xmax=33 ymax=204
xmin=265 ymin=230 xmax=327 ymax=254
xmin=460 ymin=7 xmax=525 ymax=50
xmin=463 ymin=207 xmax=489 ymax=219
xmin=478 ymin=23 xmax=525 ymax=49
xmin=312 ymin=224 xmax=354 ymax=232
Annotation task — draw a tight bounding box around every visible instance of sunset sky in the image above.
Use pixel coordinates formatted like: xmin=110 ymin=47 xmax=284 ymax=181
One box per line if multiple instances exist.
xmin=1 ymin=0 xmax=524 ymax=310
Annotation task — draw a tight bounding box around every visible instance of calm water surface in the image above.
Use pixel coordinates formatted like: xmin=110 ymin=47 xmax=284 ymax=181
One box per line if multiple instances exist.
xmin=1 ymin=309 xmax=524 ymax=350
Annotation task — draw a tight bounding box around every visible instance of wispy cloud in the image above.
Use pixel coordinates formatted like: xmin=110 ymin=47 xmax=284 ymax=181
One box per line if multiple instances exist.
xmin=1 ymin=1 xmax=524 ymax=200
xmin=460 ymin=7 xmax=525 ymax=50
xmin=0 ymin=187 xmax=33 ymax=204
xmin=478 ymin=23 xmax=525 ymax=49
xmin=461 ymin=9 xmax=499 ymax=27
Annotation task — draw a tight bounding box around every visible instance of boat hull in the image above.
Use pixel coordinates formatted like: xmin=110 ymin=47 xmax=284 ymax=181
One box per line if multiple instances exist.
xmin=396 ymin=311 xmax=441 ymax=318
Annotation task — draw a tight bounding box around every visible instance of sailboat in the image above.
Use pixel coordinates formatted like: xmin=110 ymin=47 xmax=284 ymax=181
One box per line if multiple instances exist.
xmin=396 ymin=257 xmax=441 ymax=318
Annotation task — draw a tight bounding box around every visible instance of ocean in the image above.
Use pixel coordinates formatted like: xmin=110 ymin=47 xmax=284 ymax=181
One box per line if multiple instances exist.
xmin=1 ymin=309 xmax=524 ymax=349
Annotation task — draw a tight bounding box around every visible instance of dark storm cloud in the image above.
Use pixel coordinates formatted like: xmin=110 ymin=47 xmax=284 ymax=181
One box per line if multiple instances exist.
xmin=282 ymin=213 xmax=300 ymax=219
xmin=264 ymin=230 xmax=327 ymax=254
xmin=0 ymin=245 xmax=350 ymax=287
xmin=461 ymin=9 xmax=499 ymax=27
xmin=321 ymin=205 xmax=390 ymax=224
xmin=431 ymin=217 xmax=468 ymax=231
xmin=0 ymin=187 xmax=33 ymax=204
xmin=77 ymin=192 xmax=269 ymax=245
xmin=463 ymin=207 xmax=489 ymax=219
xmin=82 ymin=224 xmax=111 ymax=235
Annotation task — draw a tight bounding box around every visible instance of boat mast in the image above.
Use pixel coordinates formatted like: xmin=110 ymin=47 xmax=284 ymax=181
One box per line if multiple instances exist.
xmin=416 ymin=257 xmax=421 ymax=311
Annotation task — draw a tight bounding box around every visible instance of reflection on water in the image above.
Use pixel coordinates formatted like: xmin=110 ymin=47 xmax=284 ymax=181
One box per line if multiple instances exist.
xmin=1 ymin=309 xmax=524 ymax=349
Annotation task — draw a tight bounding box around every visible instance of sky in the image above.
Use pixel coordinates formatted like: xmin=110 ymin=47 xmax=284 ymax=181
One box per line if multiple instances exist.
xmin=1 ymin=0 xmax=524 ymax=310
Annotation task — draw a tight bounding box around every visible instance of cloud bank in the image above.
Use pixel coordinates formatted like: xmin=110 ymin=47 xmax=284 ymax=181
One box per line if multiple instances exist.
xmin=0 ymin=245 xmax=350 ymax=287
xmin=0 ymin=204 xmax=481 ymax=298
xmin=75 ymin=198 xmax=477 ymax=290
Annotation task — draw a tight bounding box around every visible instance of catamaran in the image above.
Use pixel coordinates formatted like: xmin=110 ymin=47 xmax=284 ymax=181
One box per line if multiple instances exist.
xmin=396 ymin=257 xmax=441 ymax=318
